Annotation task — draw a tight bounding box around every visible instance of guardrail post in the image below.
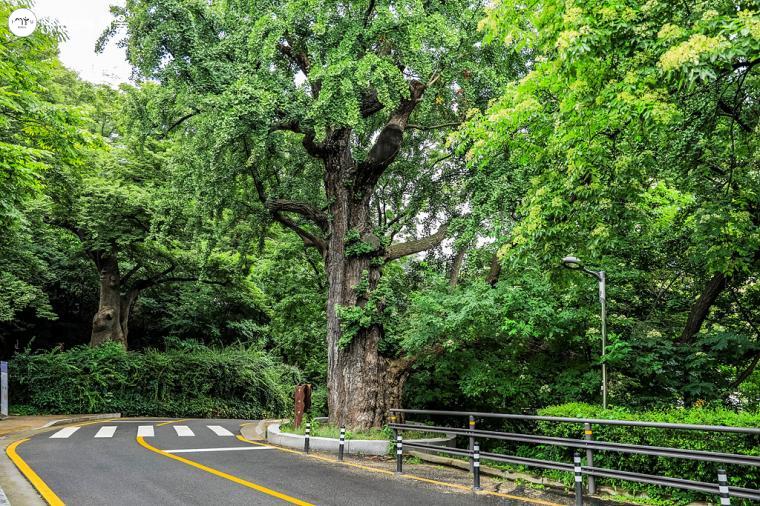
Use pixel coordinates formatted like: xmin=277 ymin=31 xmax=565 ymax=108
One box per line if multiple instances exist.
xmin=338 ymin=426 xmax=345 ymax=461
xmin=583 ymin=422 xmax=596 ymax=495
xmin=468 ymin=415 xmax=476 ymax=471
xmin=472 ymin=442 xmax=481 ymax=490
xmin=304 ymin=422 xmax=310 ymax=454
xmin=396 ymin=434 xmax=403 ymax=474
xmin=574 ymin=452 xmax=583 ymax=506
xmin=718 ymin=469 xmax=730 ymax=505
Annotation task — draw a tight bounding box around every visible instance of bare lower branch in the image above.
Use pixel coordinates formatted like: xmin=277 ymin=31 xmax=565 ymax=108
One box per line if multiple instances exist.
xmin=267 ymin=199 xmax=328 ymax=231
xmin=274 ymin=213 xmax=326 ymax=254
xmin=385 ymin=223 xmax=448 ymax=261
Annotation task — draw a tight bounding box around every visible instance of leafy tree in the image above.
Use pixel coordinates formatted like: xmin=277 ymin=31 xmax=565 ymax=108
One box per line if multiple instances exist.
xmin=105 ymin=0 xmax=520 ymax=427
xmin=43 ymin=81 xmax=241 ymax=348
xmin=454 ymin=0 xmax=759 ymax=404
xmin=0 ymin=1 xmax=82 ymax=325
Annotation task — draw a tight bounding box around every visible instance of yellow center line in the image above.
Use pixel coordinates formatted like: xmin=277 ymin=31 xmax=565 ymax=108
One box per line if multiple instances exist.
xmin=137 ymin=436 xmax=313 ymax=506
xmin=6 ymin=439 xmax=65 ymax=506
xmin=236 ymin=435 xmax=563 ymax=506
xmin=157 ymin=418 xmax=189 ymax=426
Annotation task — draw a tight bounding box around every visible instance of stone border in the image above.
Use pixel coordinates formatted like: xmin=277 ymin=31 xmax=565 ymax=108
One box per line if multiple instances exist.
xmin=39 ymin=413 xmax=121 ymax=429
xmin=266 ymin=422 xmax=456 ymax=456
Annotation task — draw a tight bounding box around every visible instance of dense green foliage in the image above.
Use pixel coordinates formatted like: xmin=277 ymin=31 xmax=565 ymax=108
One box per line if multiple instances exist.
xmin=517 ymin=403 xmax=760 ymax=504
xmin=1 ymin=0 xmax=759 ymax=497
xmin=0 ymin=0 xmax=758 ymax=436
xmin=10 ymin=342 xmax=300 ymax=418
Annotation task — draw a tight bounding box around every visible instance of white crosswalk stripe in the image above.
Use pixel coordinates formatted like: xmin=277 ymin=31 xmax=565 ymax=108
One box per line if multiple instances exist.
xmin=49 ymin=423 xmax=242 ymax=439
xmin=49 ymin=426 xmax=80 ymax=438
xmin=207 ymin=425 xmax=234 ymax=437
xmin=94 ymin=426 xmax=117 ymax=438
xmin=173 ymin=425 xmax=194 ymax=437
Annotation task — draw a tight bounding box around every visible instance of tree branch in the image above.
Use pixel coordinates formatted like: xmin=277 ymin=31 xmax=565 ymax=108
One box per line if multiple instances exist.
xmin=357 ymin=80 xmax=427 ymax=189
xmin=363 ymin=0 xmax=376 ymax=27
xmin=678 ymin=272 xmax=728 ymax=344
xmin=730 ymin=352 xmax=760 ymax=389
xmin=274 ymin=213 xmax=326 ymax=254
xmin=406 ymin=122 xmax=461 ymax=131
xmin=242 ymin=138 xmax=326 ymax=253
xmin=449 ymin=246 xmax=467 ymax=287
xmin=485 ymin=253 xmax=502 ymax=286
xmin=159 ymin=110 xmax=198 ymax=139
xmin=267 ymin=199 xmax=328 ymax=231
xmin=269 ymin=120 xmax=325 ymax=158
xmin=360 ymin=88 xmax=384 ymax=118
xmin=278 ymin=39 xmax=320 ymax=97
xmin=120 ymin=264 xmax=143 ymax=286
xmin=131 ymin=264 xmax=176 ymax=291
xmin=385 ymin=222 xmax=448 ymax=261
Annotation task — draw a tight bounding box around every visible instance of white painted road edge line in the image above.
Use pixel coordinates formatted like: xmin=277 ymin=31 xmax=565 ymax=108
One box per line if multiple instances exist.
xmin=173 ymin=425 xmax=194 ymax=437
xmin=137 ymin=425 xmax=155 ymax=437
xmin=0 ymin=484 xmax=10 ymax=506
xmin=49 ymin=426 xmax=80 ymax=438
xmin=94 ymin=426 xmax=117 ymax=438
xmin=165 ymin=446 xmax=274 ymax=453
xmin=207 ymin=425 xmax=235 ymax=436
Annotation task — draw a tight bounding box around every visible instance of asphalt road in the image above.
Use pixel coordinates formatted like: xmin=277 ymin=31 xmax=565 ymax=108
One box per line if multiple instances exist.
xmin=12 ymin=418 xmax=547 ymax=506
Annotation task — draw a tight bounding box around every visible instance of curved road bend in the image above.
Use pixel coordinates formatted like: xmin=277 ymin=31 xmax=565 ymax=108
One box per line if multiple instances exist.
xmin=10 ymin=418 xmax=561 ymax=505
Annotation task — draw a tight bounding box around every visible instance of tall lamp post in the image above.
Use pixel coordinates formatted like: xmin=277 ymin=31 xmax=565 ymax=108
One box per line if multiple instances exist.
xmin=562 ymin=256 xmax=608 ymax=409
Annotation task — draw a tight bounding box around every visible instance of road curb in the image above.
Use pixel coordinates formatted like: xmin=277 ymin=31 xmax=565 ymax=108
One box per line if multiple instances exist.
xmin=39 ymin=413 xmax=121 ymax=429
xmin=239 ymin=419 xmax=285 ymax=441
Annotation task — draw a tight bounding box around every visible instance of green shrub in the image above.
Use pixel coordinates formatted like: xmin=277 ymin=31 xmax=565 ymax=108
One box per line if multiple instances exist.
xmin=10 ymin=342 xmax=301 ymax=419
xmin=501 ymin=403 xmax=760 ymax=504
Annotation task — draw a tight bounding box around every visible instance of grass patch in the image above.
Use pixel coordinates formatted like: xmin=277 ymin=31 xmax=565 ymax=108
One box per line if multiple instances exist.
xmin=279 ymin=420 xmax=440 ymax=440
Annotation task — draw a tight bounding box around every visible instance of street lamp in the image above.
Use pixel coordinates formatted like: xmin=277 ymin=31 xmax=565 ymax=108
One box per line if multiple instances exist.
xmin=562 ymin=256 xmax=608 ymax=409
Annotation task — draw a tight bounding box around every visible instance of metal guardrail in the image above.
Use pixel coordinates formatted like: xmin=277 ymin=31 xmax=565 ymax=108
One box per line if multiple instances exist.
xmin=389 ymin=408 xmax=760 ymax=504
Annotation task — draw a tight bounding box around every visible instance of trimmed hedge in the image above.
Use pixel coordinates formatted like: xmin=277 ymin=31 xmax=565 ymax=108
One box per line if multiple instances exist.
xmin=506 ymin=403 xmax=760 ymax=504
xmin=10 ymin=342 xmax=301 ymax=419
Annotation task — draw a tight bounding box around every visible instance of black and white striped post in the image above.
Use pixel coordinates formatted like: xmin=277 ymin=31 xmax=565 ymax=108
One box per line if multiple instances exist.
xmin=574 ymin=452 xmax=583 ymax=506
xmin=718 ymin=469 xmax=730 ymax=505
xmin=472 ymin=443 xmax=481 ymax=490
xmin=304 ymin=422 xmax=310 ymax=454
xmin=468 ymin=415 xmax=476 ymax=471
xmin=395 ymin=434 xmax=403 ymax=474
xmin=338 ymin=426 xmax=345 ymax=461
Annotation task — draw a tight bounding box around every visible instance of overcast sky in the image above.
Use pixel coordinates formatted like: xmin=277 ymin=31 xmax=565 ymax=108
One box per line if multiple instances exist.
xmin=33 ymin=0 xmax=131 ymax=85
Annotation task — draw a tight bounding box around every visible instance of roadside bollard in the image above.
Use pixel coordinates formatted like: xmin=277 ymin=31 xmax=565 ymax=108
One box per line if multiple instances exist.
xmin=718 ymin=469 xmax=730 ymax=505
xmin=583 ymin=422 xmax=596 ymax=495
xmin=396 ymin=434 xmax=403 ymax=474
xmin=468 ymin=415 xmax=476 ymax=471
xmin=390 ymin=415 xmax=397 ymax=449
xmin=338 ymin=426 xmax=345 ymax=461
xmin=574 ymin=452 xmax=583 ymax=506
xmin=304 ymin=422 xmax=310 ymax=454
xmin=472 ymin=443 xmax=481 ymax=490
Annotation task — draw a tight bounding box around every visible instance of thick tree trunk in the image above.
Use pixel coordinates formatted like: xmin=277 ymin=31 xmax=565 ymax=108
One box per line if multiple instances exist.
xmin=678 ymin=272 xmax=727 ymax=344
xmin=90 ymin=255 xmax=129 ymax=348
xmin=323 ymin=133 xmax=404 ymax=429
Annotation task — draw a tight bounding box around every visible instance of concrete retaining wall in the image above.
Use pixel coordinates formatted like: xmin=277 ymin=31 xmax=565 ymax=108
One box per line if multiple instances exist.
xmin=266 ymin=423 xmax=456 ymax=456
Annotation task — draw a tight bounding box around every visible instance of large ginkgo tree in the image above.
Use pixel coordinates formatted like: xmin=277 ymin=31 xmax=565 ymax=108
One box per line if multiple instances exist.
xmin=103 ymin=0 xmax=518 ymax=427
